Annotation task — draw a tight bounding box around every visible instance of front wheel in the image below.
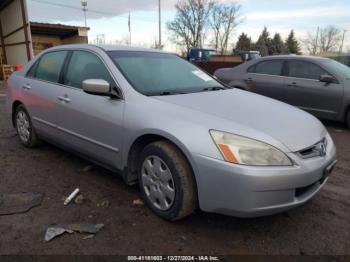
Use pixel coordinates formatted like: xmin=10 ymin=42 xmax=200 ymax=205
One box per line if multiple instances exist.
xmin=15 ymin=105 xmax=40 ymax=147
xmin=138 ymin=141 xmax=197 ymax=221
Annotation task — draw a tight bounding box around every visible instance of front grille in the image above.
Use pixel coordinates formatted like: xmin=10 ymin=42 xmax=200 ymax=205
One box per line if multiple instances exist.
xmin=297 ymin=138 xmax=327 ymax=159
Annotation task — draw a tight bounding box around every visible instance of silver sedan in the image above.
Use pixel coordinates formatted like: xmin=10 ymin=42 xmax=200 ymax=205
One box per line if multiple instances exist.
xmin=6 ymin=45 xmax=337 ymax=220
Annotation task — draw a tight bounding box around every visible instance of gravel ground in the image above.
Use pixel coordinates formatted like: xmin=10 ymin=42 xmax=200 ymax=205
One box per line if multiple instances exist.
xmin=0 ymin=85 xmax=349 ymax=255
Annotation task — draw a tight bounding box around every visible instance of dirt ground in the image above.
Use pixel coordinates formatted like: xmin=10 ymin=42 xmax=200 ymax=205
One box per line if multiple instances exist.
xmin=0 ymin=85 xmax=349 ymax=256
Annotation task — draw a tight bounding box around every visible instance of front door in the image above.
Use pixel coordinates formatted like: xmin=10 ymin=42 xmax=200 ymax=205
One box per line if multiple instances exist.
xmin=284 ymin=59 xmax=343 ymax=119
xmin=56 ymin=50 xmax=125 ymax=169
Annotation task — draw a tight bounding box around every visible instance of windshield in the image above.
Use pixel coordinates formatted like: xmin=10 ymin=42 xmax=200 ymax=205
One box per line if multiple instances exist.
xmin=108 ymin=51 xmax=224 ymax=95
xmin=322 ymin=59 xmax=350 ymax=79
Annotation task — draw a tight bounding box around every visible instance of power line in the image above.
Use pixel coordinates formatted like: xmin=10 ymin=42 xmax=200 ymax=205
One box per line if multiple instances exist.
xmin=30 ymin=0 xmax=158 ymax=23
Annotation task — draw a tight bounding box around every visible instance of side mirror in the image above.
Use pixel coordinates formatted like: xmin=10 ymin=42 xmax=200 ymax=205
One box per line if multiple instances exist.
xmin=319 ymin=74 xmax=334 ymax=83
xmin=82 ymin=79 xmax=111 ymax=95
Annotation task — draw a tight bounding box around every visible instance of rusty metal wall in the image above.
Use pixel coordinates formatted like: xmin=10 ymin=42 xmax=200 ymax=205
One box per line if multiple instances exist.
xmin=0 ymin=0 xmax=32 ymax=65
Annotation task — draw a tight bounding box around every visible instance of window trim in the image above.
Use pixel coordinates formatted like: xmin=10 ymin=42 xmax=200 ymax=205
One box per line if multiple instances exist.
xmin=25 ymin=50 xmax=69 ymax=81
xmin=25 ymin=48 xmax=124 ymax=99
xmin=62 ymin=50 xmax=115 ymax=90
xmin=285 ymin=59 xmax=339 ymax=83
xmin=246 ymin=59 xmax=285 ymax=77
xmin=26 ymin=59 xmax=39 ymax=78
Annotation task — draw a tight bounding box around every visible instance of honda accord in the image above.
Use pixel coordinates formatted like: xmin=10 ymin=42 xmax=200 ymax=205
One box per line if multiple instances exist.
xmin=6 ymin=45 xmax=337 ymax=220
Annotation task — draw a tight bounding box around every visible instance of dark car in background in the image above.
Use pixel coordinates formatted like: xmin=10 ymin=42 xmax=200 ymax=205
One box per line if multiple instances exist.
xmin=214 ymin=55 xmax=350 ymax=127
xmin=187 ymin=48 xmax=217 ymax=62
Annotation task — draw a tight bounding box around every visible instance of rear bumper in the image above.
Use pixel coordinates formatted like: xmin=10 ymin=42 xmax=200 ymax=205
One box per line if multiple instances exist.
xmin=193 ymin=137 xmax=337 ymax=217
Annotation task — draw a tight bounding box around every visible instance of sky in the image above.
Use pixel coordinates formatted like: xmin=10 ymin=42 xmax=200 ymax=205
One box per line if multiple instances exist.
xmin=26 ymin=0 xmax=350 ymax=53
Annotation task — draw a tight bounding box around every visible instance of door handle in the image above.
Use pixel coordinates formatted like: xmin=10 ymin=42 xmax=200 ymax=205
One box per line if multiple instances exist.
xmin=287 ymin=82 xmax=297 ymax=87
xmin=22 ymin=84 xmax=31 ymax=90
xmin=58 ymin=95 xmax=71 ymax=103
xmin=245 ymin=77 xmax=253 ymax=82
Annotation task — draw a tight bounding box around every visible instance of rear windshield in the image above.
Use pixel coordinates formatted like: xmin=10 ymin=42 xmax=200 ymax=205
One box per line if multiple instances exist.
xmin=108 ymin=51 xmax=223 ymax=96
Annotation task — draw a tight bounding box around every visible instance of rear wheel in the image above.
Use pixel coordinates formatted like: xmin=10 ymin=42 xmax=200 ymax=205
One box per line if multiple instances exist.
xmin=15 ymin=105 xmax=40 ymax=147
xmin=138 ymin=141 xmax=197 ymax=221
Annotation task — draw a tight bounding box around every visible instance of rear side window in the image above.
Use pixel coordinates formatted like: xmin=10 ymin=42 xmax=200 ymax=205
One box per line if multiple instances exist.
xmin=64 ymin=51 xmax=114 ymax=89
xmin=288 ymin=60 xmax=328 ymax=80
xmin=250 ymin=60 xmax=283 ymax=76
xmin=35 ymin=51 xmax=68 ymax=82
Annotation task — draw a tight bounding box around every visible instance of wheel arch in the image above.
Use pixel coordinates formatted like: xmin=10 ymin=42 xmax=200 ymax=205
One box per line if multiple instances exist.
xmin=124 ymin=131 xmax=200 ymax=189
xmin=11 ymin=100 xmax=23 ymax=127
xmin=344 ymin=103 xmax=350 ymax=122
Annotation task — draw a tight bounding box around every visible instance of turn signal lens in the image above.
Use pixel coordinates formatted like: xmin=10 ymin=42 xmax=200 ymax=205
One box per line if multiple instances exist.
xmin=218 ymin=144 xmax=238 ymax=163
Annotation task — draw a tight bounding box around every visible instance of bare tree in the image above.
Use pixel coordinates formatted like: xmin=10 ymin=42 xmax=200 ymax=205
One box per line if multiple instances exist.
xmin=210 ymin=2 xmax=242 ymax=55
xmin=302 ymin=31 xmax=319 ymax=55
xmin=319 ymin=26 xmax=342 ymax=52
xmin=303 ymin=26 xmax=342 ymax=54
xmin=167 ymin=0 xmax=215 ymax=50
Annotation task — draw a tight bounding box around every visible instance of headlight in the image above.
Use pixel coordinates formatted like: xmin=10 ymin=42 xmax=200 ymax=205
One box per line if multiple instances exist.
xmin=210 ymin=130 xmax=292 ymax=166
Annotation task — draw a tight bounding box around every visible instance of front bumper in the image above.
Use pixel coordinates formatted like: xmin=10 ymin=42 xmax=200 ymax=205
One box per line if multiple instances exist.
xmin=193 ymin=137 xmax=337 ymax=217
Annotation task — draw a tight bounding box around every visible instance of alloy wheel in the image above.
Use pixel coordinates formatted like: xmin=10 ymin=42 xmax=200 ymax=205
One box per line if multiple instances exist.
xmin=16 ymin=111 xmax=31 ymax=144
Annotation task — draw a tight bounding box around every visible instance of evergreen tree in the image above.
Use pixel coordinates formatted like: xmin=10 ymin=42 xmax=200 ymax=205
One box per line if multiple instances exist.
xmin=285 ymin=30 xmax=301 ymax=54
xmin=235 ymin=33 xmax=252 ymax=52
xmin=270 ymin=33 xmax=285 ymax=54
xmin=253 ymin=27 xmax=271 ymax=56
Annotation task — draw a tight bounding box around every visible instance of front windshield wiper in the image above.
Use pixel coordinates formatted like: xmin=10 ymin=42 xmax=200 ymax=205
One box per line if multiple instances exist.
xmin=202 ymin=86 xmax=231 ymax=91
xmin=152 ymin=91 xmax=187 ymax=96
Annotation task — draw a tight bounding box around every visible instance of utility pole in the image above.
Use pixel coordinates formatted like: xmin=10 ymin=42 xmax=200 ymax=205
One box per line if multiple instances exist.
xmin=339 ymin=30 xmax=347 ymax=55
xmin=158 ymin=0 xmax=162 ymax=49
xmin=81 ymin=0 xmax=88 ymax=27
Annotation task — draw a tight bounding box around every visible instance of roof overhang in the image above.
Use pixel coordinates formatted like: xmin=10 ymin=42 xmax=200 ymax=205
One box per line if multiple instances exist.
xmin=30 ymin=22 xmax=89 ymax=39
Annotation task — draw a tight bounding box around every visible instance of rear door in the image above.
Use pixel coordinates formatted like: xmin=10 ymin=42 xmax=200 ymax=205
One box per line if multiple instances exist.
xmin=21 ymin=50 xmax=68 ymax=139
xmin=284 ymin=59 xmax=343 ymax=119
xmin=245 ymin=59 xmax=288 ymax=102
xmin=56 ymin=50 xmax=125 ymax=169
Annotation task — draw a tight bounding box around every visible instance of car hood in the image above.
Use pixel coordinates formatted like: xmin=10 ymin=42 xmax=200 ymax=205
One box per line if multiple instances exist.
xmin=154 ymin=89 xmax=327 ymax=152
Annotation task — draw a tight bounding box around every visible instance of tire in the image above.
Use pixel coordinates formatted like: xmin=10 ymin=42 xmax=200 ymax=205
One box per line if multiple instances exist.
xmin=346 ymin=110 xmax=350 ymax=129
xmin=138 ymin=141 xmax=197 ymax=221
xmin=14 ymin=104 xmax=40 ymax=147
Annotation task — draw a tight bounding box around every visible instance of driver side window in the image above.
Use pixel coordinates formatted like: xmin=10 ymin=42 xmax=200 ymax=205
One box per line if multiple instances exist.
xmin=288 ymin=60 xmax=328 ymax=80
xmin=64 ymin=51 xmax=114 ymax=89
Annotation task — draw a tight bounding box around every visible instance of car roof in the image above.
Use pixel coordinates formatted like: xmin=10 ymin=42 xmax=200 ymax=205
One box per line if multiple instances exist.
xmin=258 ymin=55 xmax=330 ymax=61
xmin=43 ymin=44 xmax=170 ymax=54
